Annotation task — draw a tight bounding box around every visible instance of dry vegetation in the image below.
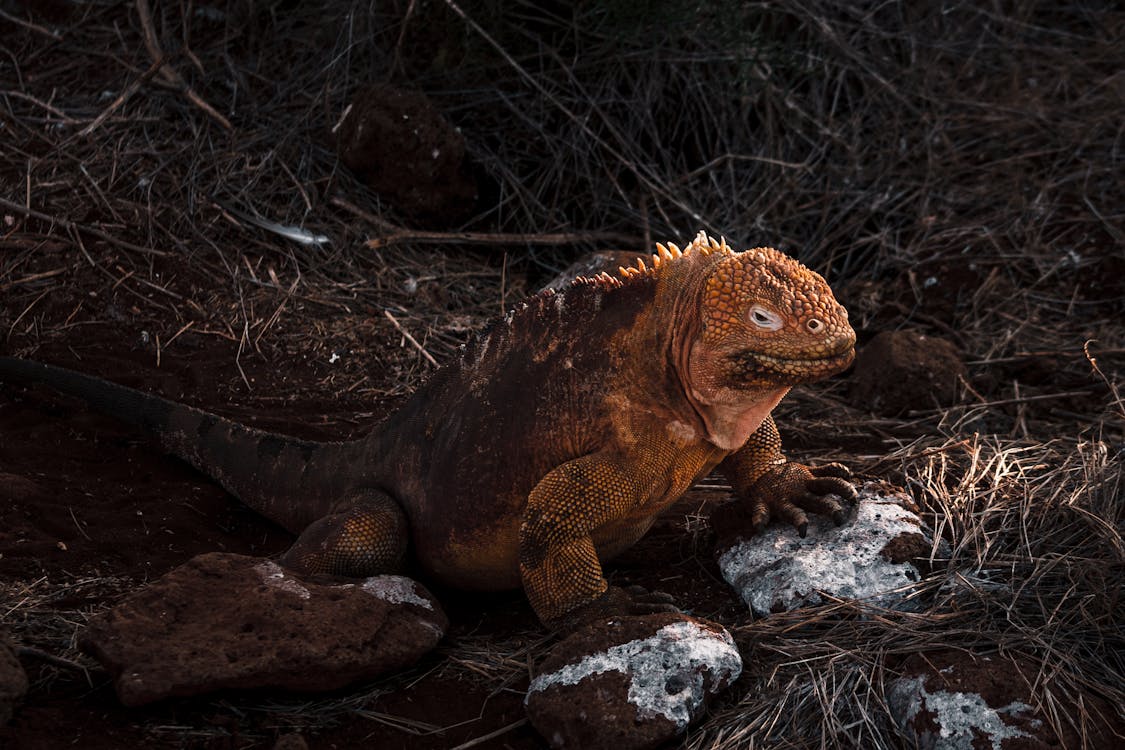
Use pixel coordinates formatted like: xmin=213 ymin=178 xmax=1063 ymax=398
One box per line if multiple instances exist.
xmin=1 ymin=0 xmax=1122 ymax=748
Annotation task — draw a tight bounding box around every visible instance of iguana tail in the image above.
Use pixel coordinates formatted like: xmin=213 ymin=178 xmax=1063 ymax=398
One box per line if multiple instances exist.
xmin=0 ymin=357 xmax=364 ymax=533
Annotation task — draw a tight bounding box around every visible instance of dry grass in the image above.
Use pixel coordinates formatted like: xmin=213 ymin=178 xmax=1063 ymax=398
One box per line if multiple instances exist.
xmin=685 ymin=435 xmax=1123 ymax=749
xmin=1 ymin=0 xmax=1122 ymax=747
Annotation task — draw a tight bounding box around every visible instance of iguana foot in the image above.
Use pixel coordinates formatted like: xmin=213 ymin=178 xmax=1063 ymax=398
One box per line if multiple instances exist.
xmin=546 ymin=584 xmax=680 ymax=630
xmin=748 ymin=462 xmax=857 ymax=537
xmin=279 ymin=490 xmax=408 ymax=577
xmin=618 ymin=585 xmax=679 ymax=614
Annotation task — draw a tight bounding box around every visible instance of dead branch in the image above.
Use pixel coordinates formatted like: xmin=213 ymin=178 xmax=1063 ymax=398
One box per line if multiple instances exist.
xmin=135 ymin=0 xmax=232 ymax=132
xmin=0 ymin=196 xmax=169 ymax=258
xmin=383 ymin=310 xmax=439 ymax=367
xmin=331 ymin=197 xmax=637 ymax=249
xmin=78 ymin=57 xmax=165 ymax=138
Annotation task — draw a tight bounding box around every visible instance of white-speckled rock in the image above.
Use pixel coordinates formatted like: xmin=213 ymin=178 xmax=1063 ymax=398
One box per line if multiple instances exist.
xmin=526 ymin=613 xmax=741 ymax=750
xmin=717 ymin=484 xmax=946 ymax=616
xmin=885 ymin=652 xmax=1117 ymax=749
xmin=889 ymin=676 xmax=1035 ymax=749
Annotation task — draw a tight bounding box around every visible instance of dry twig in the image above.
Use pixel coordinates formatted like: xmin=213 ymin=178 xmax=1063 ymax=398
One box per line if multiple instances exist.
xmin=134 ymin=0 xmax=232 ymax=131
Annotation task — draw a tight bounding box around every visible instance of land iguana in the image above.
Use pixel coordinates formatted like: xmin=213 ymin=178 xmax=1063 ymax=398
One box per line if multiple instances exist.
xmin=0 ymin=233 xmax=857 ymax=628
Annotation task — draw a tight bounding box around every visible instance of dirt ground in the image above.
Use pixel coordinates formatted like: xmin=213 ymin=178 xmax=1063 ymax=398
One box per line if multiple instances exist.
xmin=2 ymin=1 xmax=1123 ymax=749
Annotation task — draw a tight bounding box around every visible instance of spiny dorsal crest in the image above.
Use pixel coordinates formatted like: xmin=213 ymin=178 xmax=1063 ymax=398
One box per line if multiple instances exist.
xmin=574 ymin=271 xmax=623 ymax=289
xmin=618 ymin=231 xmax=732 ymax=279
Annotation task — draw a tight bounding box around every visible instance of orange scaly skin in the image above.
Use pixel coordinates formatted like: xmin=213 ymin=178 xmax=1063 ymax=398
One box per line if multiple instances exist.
xmin=0 ymin=233 xmax=856 ymax=628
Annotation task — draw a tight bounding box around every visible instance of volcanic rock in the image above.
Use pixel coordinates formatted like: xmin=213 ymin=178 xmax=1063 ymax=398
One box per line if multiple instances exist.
xmin=525 ymin=613 xmax=741 ymax=750
xmin=849 ymin=329 xmax=965 ymax=416
xmin=80 ymin=552 xmax=447 ymax=706
xmin=716 ymin=483 xmax=947 ymax=616
xmin=887 ymin=651 xmax=1121 ymax=749
xmin=0 ymin=632 xmax=28 ymax=727
xmin=335 ymin=84 xmax=477 ymax=224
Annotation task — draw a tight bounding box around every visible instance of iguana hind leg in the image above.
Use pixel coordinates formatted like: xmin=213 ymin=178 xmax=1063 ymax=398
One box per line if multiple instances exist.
xmin=279 ymin=489 xmax=408 ymax=577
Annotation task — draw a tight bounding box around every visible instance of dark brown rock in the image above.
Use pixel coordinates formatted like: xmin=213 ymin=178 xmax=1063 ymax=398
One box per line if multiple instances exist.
xmin=335 ymin=84 xmax=477 ymax=224
xmin=849 ymin=329 xmax=965 ymax=416
xmin=525 ymin=613 xmax=741 ymax=750
xmin=0 ymin=632 xmax=28 ymax=727
xmin=0 ymin=472 xmax=43 ymax=500
xmin=79 ymin=552 xmax=447 ymax=706
xmin=271 ymin=733 xmax=309 ymax=750
xmin=888 ymin=651 xmax=1122 ymax=749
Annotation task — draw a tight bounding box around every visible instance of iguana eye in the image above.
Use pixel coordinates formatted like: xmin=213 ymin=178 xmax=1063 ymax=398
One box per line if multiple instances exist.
xmin=749 ymin=305 xmax=783 ymax=331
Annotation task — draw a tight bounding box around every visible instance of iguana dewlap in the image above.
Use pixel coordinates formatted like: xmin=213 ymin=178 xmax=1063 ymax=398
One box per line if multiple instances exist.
xmin=0 ymin=233 xmax=857 ymax=628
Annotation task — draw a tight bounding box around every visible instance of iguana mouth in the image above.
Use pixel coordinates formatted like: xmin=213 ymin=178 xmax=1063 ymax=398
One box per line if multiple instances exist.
xmin=734 ymin=345 xmax=855 ymax=383
xmin=756 ymin=347 xmax=855 ymax=367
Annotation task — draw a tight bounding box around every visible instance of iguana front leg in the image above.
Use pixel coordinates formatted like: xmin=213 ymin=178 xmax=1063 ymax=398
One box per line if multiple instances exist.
xmin=719 ymin=416 xmax=856 ymax=537
xmin=519 ymin=454 xmax=675 ymax=628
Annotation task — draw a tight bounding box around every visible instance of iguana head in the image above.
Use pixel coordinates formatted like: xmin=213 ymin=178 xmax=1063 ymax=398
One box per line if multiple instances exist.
xmin=694 ymin=243 xmax=855 ymax=389
xmin=634 ymin=233 xmax=854 ymax=449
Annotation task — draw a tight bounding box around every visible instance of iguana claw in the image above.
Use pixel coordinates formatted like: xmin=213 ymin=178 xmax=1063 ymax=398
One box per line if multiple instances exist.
xmin=747 ymin=461 xmax=857 ymax=537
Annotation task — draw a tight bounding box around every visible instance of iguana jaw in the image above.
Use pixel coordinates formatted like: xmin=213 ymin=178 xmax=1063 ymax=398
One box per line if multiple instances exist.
xmin=685 ymin=328 xmax=854 ymax=450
